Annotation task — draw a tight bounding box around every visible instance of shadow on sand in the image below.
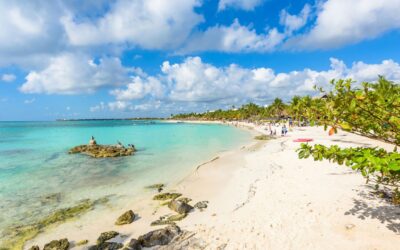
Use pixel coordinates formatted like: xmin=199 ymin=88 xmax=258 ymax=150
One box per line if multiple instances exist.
xmin=344 ymin=189 xmax=400 ymax=233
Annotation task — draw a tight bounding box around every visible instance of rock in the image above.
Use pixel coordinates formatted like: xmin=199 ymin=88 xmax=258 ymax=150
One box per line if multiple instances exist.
xmin=126 ymin=239 xmax=141 ymax=250
xmin=153 ymin=193 xmax=182 ymax=201
xmin=97 ymin=231 xmax=119 ymax=244
xmin=254 ymin=135 xmax=271 ymax=140
xmin=29 ymin=246 xmax=40 ymax=250
xmin=150 ymin=213 xmax=187 ymax=226
xmin=89 ymin=242 xmax=123 ymax=250
xmin=69 ymin=145 xmax=135 ymax=158
xmin=168 ymin=200 xmax=193 ymax=214
xmin=115 ymin=210 xmax=135 ymax=225
xmin=345 ymin=223 xmax=355 ymax=230
xmin=40 ymin=193 xmax=62 ymax=205
xmin=76 ymin=239 xmax=89 ymax=246
xmin=194 ymin=201 xmax=208 ymax=211
xmin=138 ymin=225 xmax=181 ymax=247
xmin=43 ymin=239 xmax=69 ymax=250
xmin=177 ymin=197 xmax=192 ymax=203
xmin=145 ymin=184 xmax=164 ymax=193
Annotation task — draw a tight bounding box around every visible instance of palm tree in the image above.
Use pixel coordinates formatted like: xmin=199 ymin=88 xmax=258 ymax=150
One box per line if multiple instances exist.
xmin=270 ymin=98 xmax=286 ymax=118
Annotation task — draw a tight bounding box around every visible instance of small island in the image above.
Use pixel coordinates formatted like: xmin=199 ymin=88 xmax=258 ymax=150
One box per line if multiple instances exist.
xmin=69 ymin=137 xmax=136 ymax=158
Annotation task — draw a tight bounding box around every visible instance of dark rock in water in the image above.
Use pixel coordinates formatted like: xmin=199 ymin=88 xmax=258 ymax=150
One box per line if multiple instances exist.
xmin=153 ymin=193 xmax=181 ymax=201
xmin=89 ymin=242 xmax=123 ymax=250
xmin=115 ymin=210 xmax=135 ymax=225
xmin=150 ymin=213 xmax=187 ymax=226
xmin=29 ymin=246 xmax=40 ymax=250
xmin=40 ymin=193 xmax=62 ymax=205
xmin=194 ymin=201 xmax=209 ymax=211
xmin=69 ymin=144 xmax=135 ymax=158
xmin=168 ymin=200 xmax=193 ymax=214
xmin=138 ymin=225 xmax=181 ymax=247
xmin=43 ymin=238 xmax=69 ymax=250
xmin=125 ymin=239 xmax=141 ymax=250
xmin=97 ymin=231 xmax=119 ymax=244
xmin=145 ymin=184 xmax=164 ymax=193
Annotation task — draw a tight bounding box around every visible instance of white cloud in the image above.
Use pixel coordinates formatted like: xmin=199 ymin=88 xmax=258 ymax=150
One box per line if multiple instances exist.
xmin=20 ymin=53 xmax=131 ymax=94
xmin=280 ymin=4 xmax=311 ymax=34
xmin=62 ymin=0 xmax=203 ymax=50
xmin=1 ymin=74 xmax=16 ymax=82
xmin=24 ymin=98 xmax=35 ymax=104
xmin=144 ymin=57 xmax=400 ymax=104
xmin=110 ymin=76 xmax=164 ymax=101
xmin=218 ymin=0 xmax=264 ymax=11
xmin=182 ymin=19 xmax=285 ymax=53
xmin=90 ymin=102 xmax=106 ymax=112
xmin=0 ymin=1 xmax=66 ymax=67
xmin=108 ymin=101 xmax=132 ymax=111
xmin=286 ymin=0 xmax=400 ymax=49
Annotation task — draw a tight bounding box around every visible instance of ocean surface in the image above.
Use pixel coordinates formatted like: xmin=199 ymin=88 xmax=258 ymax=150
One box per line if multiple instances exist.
xmin=0 ymin=120 xmax=251 ymax=235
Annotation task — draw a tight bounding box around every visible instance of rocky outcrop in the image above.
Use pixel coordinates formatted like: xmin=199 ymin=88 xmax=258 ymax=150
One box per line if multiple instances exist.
xmin=43 ymin=239 xmax=69 ymax=250
xmin=125 ymin=239 xmax=142 ymax=250
xmin=153 ymin=193 xmax=182 ymax=201
xmin=89 ymin=242 xmax=123 ymax=250
xmin=97 ymin=231 xmax=119 ymax=245
xmin=150 ymin=213 xmax=187 ymax=226
xmin=168 ymin=200 xmax=193 ymax=214
xmin=69 ymin=145 xmax=135 ymax=158
xmin=115 ymin=210 xmax=135 ymax=225
xmin=138 ymin=225 xmax=181 ymax=247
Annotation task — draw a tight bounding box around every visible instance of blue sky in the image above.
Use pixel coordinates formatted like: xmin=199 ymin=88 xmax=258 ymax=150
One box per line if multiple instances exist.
xmin=0 ymin=0 xmax=400 ymax=121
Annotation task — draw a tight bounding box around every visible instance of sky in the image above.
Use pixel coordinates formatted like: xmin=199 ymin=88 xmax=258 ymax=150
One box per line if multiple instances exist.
xmin=0 ymin=0 xmax=400 ymax=121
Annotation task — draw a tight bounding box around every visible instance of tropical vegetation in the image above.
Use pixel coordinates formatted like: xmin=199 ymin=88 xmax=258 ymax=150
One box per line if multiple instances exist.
xmin=172 ymin=76 xmax=400 ymax=203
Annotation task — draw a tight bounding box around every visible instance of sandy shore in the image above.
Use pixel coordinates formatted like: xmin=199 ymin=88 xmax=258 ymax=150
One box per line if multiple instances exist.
xmin=26 ymin=123 xmax=400 ymax=250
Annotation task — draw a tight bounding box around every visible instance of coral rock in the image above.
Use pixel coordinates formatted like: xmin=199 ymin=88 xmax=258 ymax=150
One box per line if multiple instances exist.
xmin=43 ymin=239 xmax=69 ymax=250
xmin=138 ymin=225 xmax=181 ymax=247
xmin=115 ymin=210 xmax=135 ymax=225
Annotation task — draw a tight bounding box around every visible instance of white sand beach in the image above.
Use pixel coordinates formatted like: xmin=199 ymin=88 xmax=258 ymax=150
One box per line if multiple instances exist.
xmin=26 ymin=124 xmax=400 ymax=250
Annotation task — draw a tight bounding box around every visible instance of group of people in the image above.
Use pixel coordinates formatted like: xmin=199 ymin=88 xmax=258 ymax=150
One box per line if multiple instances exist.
xmin=266 ymin=123 xmax=289 ymax=136
xmin=89 ymin=136 xmax=135 ymax=149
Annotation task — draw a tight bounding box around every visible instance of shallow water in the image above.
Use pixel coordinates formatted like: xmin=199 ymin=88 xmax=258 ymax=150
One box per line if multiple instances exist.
xmin=0 ymin=120 xmax=251 ymax=234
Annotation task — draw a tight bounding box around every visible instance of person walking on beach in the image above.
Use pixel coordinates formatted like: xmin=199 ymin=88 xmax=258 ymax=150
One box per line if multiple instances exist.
xmin=281 ymin=124 xmax=288 ymax=136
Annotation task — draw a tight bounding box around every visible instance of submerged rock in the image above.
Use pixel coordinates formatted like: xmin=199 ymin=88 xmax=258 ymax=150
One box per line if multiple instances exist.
xmin=150 ymin=213 xmax=187 ymax=226
xmin=40 ymin=193 xmax=62 ymax=205
xmin=194 ymin=201 xmax=209 ymax=211
xmin=254 ymin=135 xmax=271 ymax=140
xmin=29 ymin=246 xmax=40 ymax=250
xmin=89 ymin=242 xmax=123 ymax=250
xmin=115 ymin=210 xmax=135 ymax=225
xmin=168 ymin=200 xmax=193 ymax=214
xmin=145 ymin=184 xmax=164 ymax=193
xmin=43 ymin=238 xmax=69 ymax=250
xmin=125 ymin=239 xmax=141 ymax=250
xmin=69 ymin=144 xmax=135 ymax=158
xmin=138 ymin=225 xmax=181 ymax=247
xmin=153 ymin=193 xmax=182 ymax=201
xmin=0 ymin=198 xmax=102 ymax=250
xmin=97 ymin=231 xmax=119 ymax=245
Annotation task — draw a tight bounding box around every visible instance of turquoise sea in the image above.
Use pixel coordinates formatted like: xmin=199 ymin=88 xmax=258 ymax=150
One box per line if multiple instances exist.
xmin=0 ymin=120 xmax=251 ymax=237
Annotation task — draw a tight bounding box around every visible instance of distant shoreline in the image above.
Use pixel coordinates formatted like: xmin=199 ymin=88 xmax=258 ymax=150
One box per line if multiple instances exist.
xmin=55 ymin=118 xmax=167 ymax=121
